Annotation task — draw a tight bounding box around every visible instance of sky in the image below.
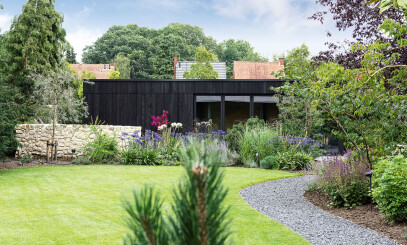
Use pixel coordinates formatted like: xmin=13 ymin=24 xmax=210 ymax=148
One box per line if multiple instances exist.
xmin=0 ymin=0 xmax=353 ymax=62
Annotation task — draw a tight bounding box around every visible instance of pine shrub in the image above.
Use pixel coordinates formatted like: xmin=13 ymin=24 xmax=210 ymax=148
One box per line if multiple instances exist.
xmin=122 ymin=139 xmax=233 ymax=245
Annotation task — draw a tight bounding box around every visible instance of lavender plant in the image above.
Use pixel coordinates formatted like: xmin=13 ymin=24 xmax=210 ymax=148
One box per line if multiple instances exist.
xmin=310 ymin=151 xmax=371 ymax=208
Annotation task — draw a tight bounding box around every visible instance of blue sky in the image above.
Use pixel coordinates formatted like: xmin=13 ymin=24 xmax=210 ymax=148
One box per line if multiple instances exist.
xmin=0 ymin=0 xmax=352 ymax=62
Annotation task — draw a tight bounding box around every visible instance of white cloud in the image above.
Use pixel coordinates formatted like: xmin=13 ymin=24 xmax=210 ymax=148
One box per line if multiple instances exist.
xmin=211 ymin=0 xmax=319 ymax=35
xmin=0 ymin=13 xmax=13 ymax=33
xmin=65 ymin=27 xmax=103 ymax=63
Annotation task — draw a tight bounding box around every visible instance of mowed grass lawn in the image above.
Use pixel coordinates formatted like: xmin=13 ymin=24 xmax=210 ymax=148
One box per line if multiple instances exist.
xmin=0 ymin=166 xmax=309 ymax=245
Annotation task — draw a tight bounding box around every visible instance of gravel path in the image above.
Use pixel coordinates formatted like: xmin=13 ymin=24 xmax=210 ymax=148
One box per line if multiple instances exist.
xmin=240 ymin=175 xmax=399 ymax=245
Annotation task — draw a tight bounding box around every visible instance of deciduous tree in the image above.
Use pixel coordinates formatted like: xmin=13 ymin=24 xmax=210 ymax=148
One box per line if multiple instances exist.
xmin=310 ymin=0 xmax=406 ymax=68
xmin=114 ymin=53 xmax=131 ymax=79
xmin=216 ymin=39 xmax=268 ymax=79
xmin=183 ymin=46 xmax=219 ymax=79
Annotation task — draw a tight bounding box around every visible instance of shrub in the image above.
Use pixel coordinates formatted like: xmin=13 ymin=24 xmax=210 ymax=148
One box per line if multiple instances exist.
xmin=260 ymin=155 xmax=279 ymax=169
xmin=119 ymin=130 xmax=161 ymax=165
xmin=72 ymin=156 xmax=92 ymax=165
xmin=372 ymin=155 xmax=407 ymax=223
xmin=238 ymin=122 xmax=277 ymax=167
xmin=84 ymin=126 xmax=119 ymax=163
xmin=122 ymin=139 xmax=233 ymax=244
xmin=277 ymin=151 xmax=313 ymax=170
xmin=0 ymin=82 xmax=21 ymax=161
xmin=311 ymin=152 xmax=371 ymax=208
xmin=225 ymin=117 xmax=264 ymax=154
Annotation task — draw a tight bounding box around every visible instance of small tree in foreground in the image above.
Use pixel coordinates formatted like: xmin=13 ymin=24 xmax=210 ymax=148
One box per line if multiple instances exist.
xmin=31 ymin=69 xmax=88 ymax=161
xmin=122 ymin=139 xmax=233 ymax=245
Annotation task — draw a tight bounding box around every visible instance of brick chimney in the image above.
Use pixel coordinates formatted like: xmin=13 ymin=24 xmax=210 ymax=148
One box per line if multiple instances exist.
xmin=174 ymin=56 xmax=178 ymax=79
xmin=279 ymin=58 xmax=284 ymax=66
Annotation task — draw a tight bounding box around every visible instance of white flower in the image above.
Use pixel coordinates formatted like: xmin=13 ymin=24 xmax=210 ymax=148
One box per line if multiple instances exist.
xmin=158 ymin=124 xmax=167 ymax=131
xmin=171 ymin=122 xmax=183 ymax=129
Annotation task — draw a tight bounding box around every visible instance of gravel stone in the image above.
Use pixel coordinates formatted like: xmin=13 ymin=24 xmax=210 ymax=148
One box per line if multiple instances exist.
xmin=239 ymin=175 xmax=399 ymax=245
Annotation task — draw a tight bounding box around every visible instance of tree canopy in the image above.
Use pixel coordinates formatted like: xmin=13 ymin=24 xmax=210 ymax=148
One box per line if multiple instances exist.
xmin=216 ymin=39 xmax=268 ymax=78
xmin=2 ymin=0 xmax=67 ymax=98
xmin=82 ymin=23 xmax=267 ymax=79
xmin=183 ymin=46 xmax=219 ymax=79
xmin=310 ymin=0 xmax=406 ymax=68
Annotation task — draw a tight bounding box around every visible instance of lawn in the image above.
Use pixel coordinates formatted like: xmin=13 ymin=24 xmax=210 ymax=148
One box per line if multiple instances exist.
xmin=0 ymin=165 xmax=309 ymax=245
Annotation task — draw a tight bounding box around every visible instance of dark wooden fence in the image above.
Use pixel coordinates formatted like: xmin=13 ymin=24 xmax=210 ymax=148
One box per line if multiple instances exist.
xmin=83 ymin=79 xmax=286 ymax=131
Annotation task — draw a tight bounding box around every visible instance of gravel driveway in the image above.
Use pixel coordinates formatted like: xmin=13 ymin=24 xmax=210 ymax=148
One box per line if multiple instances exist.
xmin=239 ymin=175 xmax=399 ymax=245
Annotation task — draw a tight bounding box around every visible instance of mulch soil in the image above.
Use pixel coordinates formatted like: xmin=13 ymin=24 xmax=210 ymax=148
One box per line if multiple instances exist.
xmin=0 ymin=158 xmax=73 ymax=171
xmin=304 ymin=190 xmax=407 ymax=245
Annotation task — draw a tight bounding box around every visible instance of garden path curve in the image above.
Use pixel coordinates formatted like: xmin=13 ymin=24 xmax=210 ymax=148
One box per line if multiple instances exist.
xmin=239 ymin=175 xmax=399 ymax=245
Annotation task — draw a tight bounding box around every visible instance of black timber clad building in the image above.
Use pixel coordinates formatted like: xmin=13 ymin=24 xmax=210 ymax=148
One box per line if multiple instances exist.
xmin=83 ymin=79 xmax=286 ymax=131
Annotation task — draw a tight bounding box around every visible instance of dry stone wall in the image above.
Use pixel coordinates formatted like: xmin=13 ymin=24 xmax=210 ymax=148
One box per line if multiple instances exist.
xmin=15 ymin=124 xmax=141 ymax=159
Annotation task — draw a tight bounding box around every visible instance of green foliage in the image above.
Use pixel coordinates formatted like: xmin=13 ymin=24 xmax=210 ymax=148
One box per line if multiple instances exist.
xmin=31 ymin=68 xmax=87 ymax=125
xmin=2 ymin=0 xmax=67 ymax=100
xmin=227 ymin=117 xmax=323 ymax=168
xmin=372 ymin=155 xmax=407 ymax=223
xmin=108 ymin=70 xmax=120 ymax=79
xmin=122 ymin=139 xmax=233 ymax=245
xmin=66 ymin=62 xmax=84 ymax=99
xmin=260 ymin=156 xmax=279 ymax=169
xmin=122 ymin=186 xmax=169 ymax=245
xmin=82 ymin=24 xmax=264 ymax=79
xmin=80 ymin=70 xmax=96 ymax=79
xmin=114 ymin=53 xmax=131 ymax=79
xmin=277 ymin=151 xmax=313 ymax=171
xmin=84 ymin=126 xmax=119 ymax=163
xmin=273 ymin=44 xmax=324 ymax=137
xmin=275 ymin=21 xmax=407 ymax=163
xmin=66 ymin=46 xmax=77 ymax=64
xmin=366 ymin=0 xmax=407 ymax=12
xmin=71 ymin=156 xmax=92 ymax=165
xmin=310 ymin=153 xmax=371 ymax=208
xmin=225 ymin=117 xmax=265 ymax=154
xmin=183 ymin=46 xmax=219 ymax=79
xmin=120 ymin=146 xmax=160 ymax=166
xmin=216 ymin=39 xmax=268 ymax=78
xmin=19 ymin=154 xmax=33 ymax=165
xmin=170 ymin=139 xmax=232 ymax=244
xmin=238 ymin=121 xmax=277 ymax=167
xmin=83 ymin=23 xmax=217 ymax=79
xmin=0 ymin=81 xmax=22 ymax=160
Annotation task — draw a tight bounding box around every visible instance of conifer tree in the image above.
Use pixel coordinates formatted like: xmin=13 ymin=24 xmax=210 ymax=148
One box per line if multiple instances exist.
xmin=66 ymin=47 xmax=77 ymax=64
xmin=122 ymin=139 xmax=232 ymax=245
xmin=3 ymin=0 xmax=67 ymax=98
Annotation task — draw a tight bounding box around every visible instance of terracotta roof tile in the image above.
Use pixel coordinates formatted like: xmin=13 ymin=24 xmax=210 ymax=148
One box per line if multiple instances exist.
xmin=233 ymin=61 xmax=284 ymax=79
xmin=70 ymin=64 xmax=115 ymax=79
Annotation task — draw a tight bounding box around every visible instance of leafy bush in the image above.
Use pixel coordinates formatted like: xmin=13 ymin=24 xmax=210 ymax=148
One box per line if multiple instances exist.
xmin=310 ymin=152 xmax=371 ymax=208
xmin=238 ymin=122 xmax=277 ymax=167
xmin=0 ymin=82 xmax=22 ymax=161
xmin=225 ymin=117 xmax=264 ymax=154
xmin=84 ymin=126 xmax=119 ymax=163
xmin=277 ymin=151 xmax=313 ymax=170
xmin=372 ymin=155 xmax=407 ymax=223
xmin=260 ymin=156 xmax=279 ymax=169
xmin=120 ymin=145 xmax=160 ymax=166
xmin=72 ymin=156 xmax=92 ymax=165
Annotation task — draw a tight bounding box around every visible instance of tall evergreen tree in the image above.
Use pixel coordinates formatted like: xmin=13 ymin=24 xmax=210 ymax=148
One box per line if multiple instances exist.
xmin=3 ymin=0 xmax=67 ymax=98
xmin=66 ymin=47 xmax=77 ymax=64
